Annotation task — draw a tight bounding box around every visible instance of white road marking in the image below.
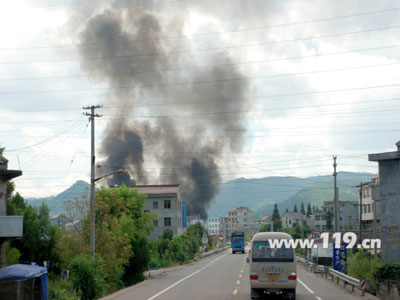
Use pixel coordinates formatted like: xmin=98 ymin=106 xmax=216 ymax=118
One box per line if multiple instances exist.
xmin=147 ymin=252 xmax=228 ymax=300
xmin=147 ymin=269 xmax=201 ymax=300
xmin=316 ymin=297 xmax=322 ymax=300
xmin=298 ymin=278 xmax=315 ymax=294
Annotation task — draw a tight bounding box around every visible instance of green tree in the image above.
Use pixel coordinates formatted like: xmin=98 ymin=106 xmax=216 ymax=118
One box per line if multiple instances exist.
xmin=7 ymin=192 xmax=26 ymax=215
xmin=293 ymin=204 xmax=298 ymax=212
xmin=187 ymin=222 xmax=206 ymax=245
xmin=289 ymin=221 xmax=302 ymax=239
xmin=12 ymin=202 xmax=59 ymax=266
xmin=300 ymin=202 xmax=305 ymax=215
xmin=306 ymin=203 xmax=312 ymax=217
xmin=60 ymin=185 xmax=154 ymax=291
xmin=326 ymin=210 xmax=334 ymax=230
xmin=272 ymin=204 xmax=282 ymax=231
xmin=285 ymin=208 xmax=288 ymax=213
xmin=95 ymin=186 xmax=154 ymax=288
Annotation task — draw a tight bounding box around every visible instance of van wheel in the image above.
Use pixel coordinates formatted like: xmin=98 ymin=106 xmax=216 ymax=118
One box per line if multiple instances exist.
xmin=250 ymin=288 xmax=262 ymax=299
xmin=232 ymin=251 xmax=235 ymax=254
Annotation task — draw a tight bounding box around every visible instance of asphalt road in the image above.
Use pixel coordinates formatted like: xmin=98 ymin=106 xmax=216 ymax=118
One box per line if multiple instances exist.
xmin=103 ymin=248 xmax=375 ymax=300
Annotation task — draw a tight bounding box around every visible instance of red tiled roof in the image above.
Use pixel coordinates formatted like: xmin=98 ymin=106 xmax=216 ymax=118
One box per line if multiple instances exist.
xmin=135 ymin=184 xmax=179 ymax=195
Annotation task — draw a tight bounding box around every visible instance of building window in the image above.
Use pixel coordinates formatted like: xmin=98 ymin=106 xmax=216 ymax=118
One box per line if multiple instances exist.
xmin=153 ymin=201 xmax=158 ymax=209
xmin=364 ymin=205 xmax=367 ymax=214
xmin=144 ymin=210 xmax=150 ymax=213
xmin=164 ymin=217 xmax=171 ymax=226
xmin=153 ymin=219 xmax=158 ymax=227
xmin=164 ymin=200 xmax=171 ymax=209
xmin=368 ymin=204 xmax=371 ymax=213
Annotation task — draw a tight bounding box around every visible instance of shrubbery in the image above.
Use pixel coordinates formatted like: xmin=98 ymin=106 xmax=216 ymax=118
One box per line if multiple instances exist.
xmin=347 ymin=249 xmax=382 ymax=293
xmin=376 ymin=263 xmax=400 ymax=280
xmin=71 ymin=254 xmax=105 ymax=300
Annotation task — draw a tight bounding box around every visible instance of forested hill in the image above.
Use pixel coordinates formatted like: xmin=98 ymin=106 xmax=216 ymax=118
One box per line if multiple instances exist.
xmin=207 ymin=172 xmax=375 ymax=219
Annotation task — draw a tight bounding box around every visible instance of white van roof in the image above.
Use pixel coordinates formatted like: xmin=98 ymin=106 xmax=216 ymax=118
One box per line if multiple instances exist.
xmin=252 ymin=232 xmax=292 ymax=241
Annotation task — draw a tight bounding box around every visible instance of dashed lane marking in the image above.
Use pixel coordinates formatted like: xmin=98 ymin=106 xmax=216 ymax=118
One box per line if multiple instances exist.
xmin=239 ymin=274 xmax=242 ymax=278
xmin=233 ymin=289 xmax=238 ymax=295
xmin=316 ymin=297 xmax=322 ymax=300
xmin=298 ymin=278 xmax=315 ymax=294
xmin=236 ymin=280 xmax=240 ymax=285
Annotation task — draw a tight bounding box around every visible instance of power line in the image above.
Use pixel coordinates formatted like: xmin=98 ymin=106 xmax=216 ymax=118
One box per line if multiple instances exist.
xmin=5 ymin=115 xmax=85 ymax=152
xmin=1 ymin=56 xmax=398 ymax=83
xmin=1 ymin=67 xmax=400 ymax=96
xmin=2 ymin=27 xmax=399 ymax=65
xmin=2 ymin=6 xmax=399 ymax=51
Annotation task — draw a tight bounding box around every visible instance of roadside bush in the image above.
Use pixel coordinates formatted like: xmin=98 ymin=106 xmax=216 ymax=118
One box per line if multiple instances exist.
xmin=71 ymin=254 xmax=105 ymax=300
xmin=348 ymin=249 xmax=382 ymax=293
xmin=376 ymin=263 xmax=400 ymax=280
xmin=48 ymin=274 xmax=78 ymax=300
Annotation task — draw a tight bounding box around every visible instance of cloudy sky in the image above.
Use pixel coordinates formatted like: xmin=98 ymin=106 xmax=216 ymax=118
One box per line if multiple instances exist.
xmin=1 ymin=0 xmax=399 ymax=199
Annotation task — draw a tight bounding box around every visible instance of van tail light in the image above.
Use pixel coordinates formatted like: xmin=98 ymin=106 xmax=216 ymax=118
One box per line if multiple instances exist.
xmin=288 ymin=272 xmax=297 ymax=280
xmin=250 ymin=272 xmax=259 ymax=280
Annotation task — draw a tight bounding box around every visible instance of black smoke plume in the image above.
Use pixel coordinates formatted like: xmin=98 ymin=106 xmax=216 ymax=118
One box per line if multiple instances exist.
xmin=76 ymin=2 xmax=250 ymax=219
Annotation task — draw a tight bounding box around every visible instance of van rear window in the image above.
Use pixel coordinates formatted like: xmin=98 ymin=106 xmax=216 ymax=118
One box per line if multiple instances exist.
xmin=252 ymin=241 xmax=294 ymax=262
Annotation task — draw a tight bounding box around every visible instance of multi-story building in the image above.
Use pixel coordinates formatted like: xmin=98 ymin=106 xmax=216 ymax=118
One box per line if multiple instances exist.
xmin=358 ymin=177 xmax=380 ymax=235
xmin=227 ymin=207 xmax=255 ymax=236
xmin=207 ymin=217 xmax=221 ymax=236
xmin=0 ymin=155 xmax=23 ymax=267
xmin=312 ymin=210 xmax=327 ymax=230
xmin=136 ymin=184 xmax=183 ymax=240
xmin=280 ymin=212 xmax=304 ymax=229
xmin=322 ymin=200 xmax=359 ymax=230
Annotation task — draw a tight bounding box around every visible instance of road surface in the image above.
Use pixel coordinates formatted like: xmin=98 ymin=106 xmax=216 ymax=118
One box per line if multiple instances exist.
xmin=102 ymin=248 xmax=376 ymax=300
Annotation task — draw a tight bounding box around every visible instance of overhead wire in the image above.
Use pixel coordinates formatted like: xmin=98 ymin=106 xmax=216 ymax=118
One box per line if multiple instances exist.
xmin=2 ymin=6 xmax=399 ymax=51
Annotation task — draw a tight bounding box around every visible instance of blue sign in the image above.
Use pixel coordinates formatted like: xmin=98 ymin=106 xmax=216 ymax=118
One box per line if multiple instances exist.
xmin=333 ymin=243 xmax=347 ymax=273
xmin=182 ymin=202 xmax=187 ymax=228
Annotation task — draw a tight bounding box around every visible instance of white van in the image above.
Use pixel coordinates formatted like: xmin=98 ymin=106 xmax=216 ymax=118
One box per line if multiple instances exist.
xmin=247 ymin=232 xmax=297 ymax=299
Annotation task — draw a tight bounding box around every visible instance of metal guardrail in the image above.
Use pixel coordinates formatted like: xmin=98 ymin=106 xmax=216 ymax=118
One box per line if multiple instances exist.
xmin=296 ymin=256 xmax=364 ymax=296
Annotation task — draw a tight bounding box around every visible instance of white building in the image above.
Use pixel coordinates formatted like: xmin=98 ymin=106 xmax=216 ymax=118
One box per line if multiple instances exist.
xmin=281 ymin=212 xmax=304 ymax=229
xmin=227 ymin=207 xmax=255 ymax=236
xmin=137 ymin=184 xmax=183 ymax=240
xmin=358 ymin=177 xmax=380 ymax=234
xmin=207 ymin=217 xmax=221 ymax=235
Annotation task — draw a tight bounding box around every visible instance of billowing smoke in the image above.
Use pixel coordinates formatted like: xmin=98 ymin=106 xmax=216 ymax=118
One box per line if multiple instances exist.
xmin=75 ymin=2 xmax=250 ymax=219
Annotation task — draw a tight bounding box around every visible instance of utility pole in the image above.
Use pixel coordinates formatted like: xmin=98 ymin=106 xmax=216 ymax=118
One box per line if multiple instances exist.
xmin=83 ymin=105 xmax=102 ymax=257
xmin=372 ymin=181 xmax=378 ymax=256
xmin=333 ymin=156 xmax=338 ymax=232
xmin=358 ymin=182 xmax=364 ymax=243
